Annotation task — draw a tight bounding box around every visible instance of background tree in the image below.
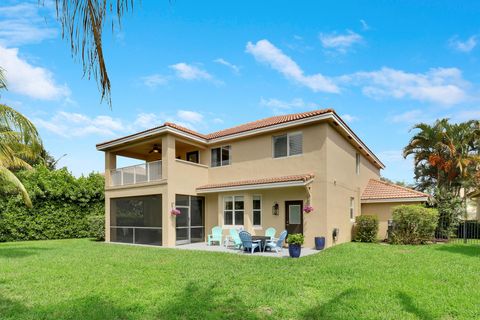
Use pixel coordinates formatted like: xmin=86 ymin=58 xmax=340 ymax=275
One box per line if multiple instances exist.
xmin=404 ymin=118 xmax=480 ymax=239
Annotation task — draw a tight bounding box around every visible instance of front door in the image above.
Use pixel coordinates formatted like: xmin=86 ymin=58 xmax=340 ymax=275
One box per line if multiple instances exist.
xmin=175 ymin=195 xmax=205 ymax=245
xmin=285 ymin=201 xmax=303 ymax=235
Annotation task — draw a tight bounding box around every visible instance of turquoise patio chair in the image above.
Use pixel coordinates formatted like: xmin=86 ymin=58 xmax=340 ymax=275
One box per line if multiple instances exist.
xmin=207 ymin=226 xmax=223 ymax=246
xmin=239 ymin=231 xmax=261 ymax=254
xmin=265 ymin=230 xmax=288 ymax=255
xmin=264 ymin=227 xmax=276 ymax=240
xmin=229 ymin=228 xmax=243 ymax=249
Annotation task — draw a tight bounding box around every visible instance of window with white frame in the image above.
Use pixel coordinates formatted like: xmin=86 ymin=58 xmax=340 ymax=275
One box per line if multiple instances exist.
xmin=273 ymin=132 xmax=303 ymax=158
xmin=211 ymin=146 xmax=231 ymax=167
xmin=224 ymin=196 xmax=244 ymax=226
xmin=356 ymin=153 xmax=360 ymax=175
xmin=253 ymin=195 xmax=262 ymax=226
xmin=349 ymin=197 xmax=355 ymax=221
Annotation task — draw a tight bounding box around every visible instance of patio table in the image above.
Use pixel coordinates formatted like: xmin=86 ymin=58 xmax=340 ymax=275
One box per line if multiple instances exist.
xmin=251 ymin=236 xmax=271 ymax=252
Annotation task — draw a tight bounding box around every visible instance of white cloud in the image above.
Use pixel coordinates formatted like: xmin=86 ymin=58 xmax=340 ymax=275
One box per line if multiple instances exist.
xmin=0 ymin=2 xmax=57 ymax=46
xmin=246 ymin=39 xmax=339 ymax=93
xmin=133 ymin=113 xmax=163 ymax=129
xmin=34 ymin=109 xmax=214 ymax=138
xmin=34 ymin=111 xmax=125 ymax=137
xmin=259 ymin=97 xmax=316 ymax=115
xmin=360 ymin=19 xmax=370 ymax=31
xmin=177 ymin=110 xmax=203 ymax=124
xmin=212 ymin=118 xmax=224 ymax=124
xmin=141 ymin=74 xmax=167 ymax=88
xmin=170 ymin=62 xmax=213 ymax=81
xmin=246 ymin=40 xmax=470 ymax=105
xmin=449 ymin=35 xmax=477 ymax=53
xmin=214 ymin=58 xmax=240 ymax=74
xmin=448 ymin=109 xmax=480 ymax=123
xmin=390 ymin=110 xmax=424 ymax=124
xmin=341 ymin=114 xmax=358 ymax=123
xmin=341 ymin=67 xmax=469 ymax=105
xmin=319 ymin=30 xmax=363 ymax=53
xmin=0 ymin=45 xmax=70 ymax=100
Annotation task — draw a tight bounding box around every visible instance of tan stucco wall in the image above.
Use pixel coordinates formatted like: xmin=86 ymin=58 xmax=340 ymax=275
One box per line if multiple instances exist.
xmin=325 ymin=125 xmax=380 ymax=247
xmin=361 ymin=201 xmax=424 ymax=240
xmin=203 ymin=186 xmax=314 ymax=240
xmin=102 ymin=121 xmax=382 ymax=248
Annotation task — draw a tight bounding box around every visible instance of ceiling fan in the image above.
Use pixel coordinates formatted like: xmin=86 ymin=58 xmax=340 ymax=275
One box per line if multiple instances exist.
xmin=149 ymin=144 xmax=161 ymax=154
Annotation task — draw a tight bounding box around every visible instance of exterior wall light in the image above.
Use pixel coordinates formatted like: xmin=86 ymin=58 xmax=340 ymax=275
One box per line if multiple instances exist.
xmin=272 ymin=202 xmax=279 ymax=215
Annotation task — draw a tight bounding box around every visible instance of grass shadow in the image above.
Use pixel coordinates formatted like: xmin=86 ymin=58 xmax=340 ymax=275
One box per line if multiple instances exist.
xmin=435 ymin=244 xmax=480 ymax=258
xmin=300 ymin=288 xmax=363 ymax=319
xmin=157 ymin=281 xmax=261 ymax=319
xmin=0 ymin=246 xmax=51 ymax=259
xmin=397 ymin=291 xmax=434 ymax=320
xmin=0 ymin=293 xmax=130 ymax=320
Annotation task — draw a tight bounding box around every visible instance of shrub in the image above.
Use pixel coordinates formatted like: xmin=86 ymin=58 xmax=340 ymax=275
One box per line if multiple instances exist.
xmin=287 ymin=233 xmax=304 ymax=245
xmin=390 ymin=205 xmax=438 ymax=245
xmin=88 ymin=215 xmax=105 ymax=241
xmin=0 ymin=165 xmax=105 ymax=242
xmin=354 ymin=215 xmax=379 ymax=242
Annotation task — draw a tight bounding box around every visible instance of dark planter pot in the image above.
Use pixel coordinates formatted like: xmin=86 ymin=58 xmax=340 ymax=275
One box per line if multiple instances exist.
xmin=288 ymin=244 xmax=302 ymax=258
xmin=314 ymin=237 xmax=325 ymax=250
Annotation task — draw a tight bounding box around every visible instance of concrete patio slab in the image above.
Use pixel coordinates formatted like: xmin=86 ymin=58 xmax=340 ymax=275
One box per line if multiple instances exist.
xmin=174 ymin=242 xmax=321 ymax=258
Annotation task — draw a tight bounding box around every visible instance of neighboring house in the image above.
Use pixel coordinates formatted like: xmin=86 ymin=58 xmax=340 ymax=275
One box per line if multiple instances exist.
xmin=96 ymin=109 xmax=426 ymax=248
xmin=361 ymin=179 xmax=429 ymax=240
xmin=467 ymin=190 xmax=480 ymax=220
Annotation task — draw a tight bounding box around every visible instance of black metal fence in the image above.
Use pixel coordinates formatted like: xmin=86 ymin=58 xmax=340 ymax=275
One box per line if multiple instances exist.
xmin=435 ymin=219 xmax=480 ymax=244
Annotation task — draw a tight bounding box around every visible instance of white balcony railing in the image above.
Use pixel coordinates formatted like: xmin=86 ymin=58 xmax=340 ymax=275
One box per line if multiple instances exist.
xmin=110 ymin=160 xmax=162 ymax=186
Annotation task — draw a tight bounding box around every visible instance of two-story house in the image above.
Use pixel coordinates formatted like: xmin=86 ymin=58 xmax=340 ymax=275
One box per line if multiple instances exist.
xmin=96 ymin=109 xmax=428 ymax=248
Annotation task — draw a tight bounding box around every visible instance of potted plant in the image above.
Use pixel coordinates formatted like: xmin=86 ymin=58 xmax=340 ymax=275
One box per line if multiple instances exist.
xmin=303 ymin=205 xmax=314 ymax=214
xmin=287 ymin=233 xmax=304 ymax=258
xmin=170 ymin=208 xmax=181 ymax=216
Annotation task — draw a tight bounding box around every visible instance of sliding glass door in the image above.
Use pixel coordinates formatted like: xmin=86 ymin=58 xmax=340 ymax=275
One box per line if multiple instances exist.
xmin=175 ymin=195 xmax=205 ymax=245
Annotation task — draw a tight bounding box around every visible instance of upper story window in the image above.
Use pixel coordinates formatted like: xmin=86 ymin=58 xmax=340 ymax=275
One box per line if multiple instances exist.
xmin=211 ymin=146 xmax=231 ymax=167
xmin=273 ymin=132 xmax=303 ymax=158
xmin=224 ymin=196 xmax=244 ymax=226
xmin=356 ymin=153 xmax=361 ymax=175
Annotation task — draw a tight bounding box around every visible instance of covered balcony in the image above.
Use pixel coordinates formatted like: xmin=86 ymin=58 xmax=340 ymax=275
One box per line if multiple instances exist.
xmin=104 ymin=135 xmax=208 ymax=188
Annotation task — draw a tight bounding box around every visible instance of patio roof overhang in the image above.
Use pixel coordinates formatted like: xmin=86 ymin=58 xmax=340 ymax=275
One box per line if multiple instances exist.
xmin=196 ymin=174 xmax=314 ymax=193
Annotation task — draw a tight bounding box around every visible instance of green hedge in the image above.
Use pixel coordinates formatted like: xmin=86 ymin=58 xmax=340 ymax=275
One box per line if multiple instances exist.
xmin=354 ymin=215 xmax=379 ymax=242
xmin=0 ymin=166 xmax=105 ymax=242
xmin=390 ymin=205 xmax=438 ymax=245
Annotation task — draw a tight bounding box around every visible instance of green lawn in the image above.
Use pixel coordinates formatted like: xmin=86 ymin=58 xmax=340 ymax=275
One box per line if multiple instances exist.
xmin=0 ymin=240 xmax=479 ymax=320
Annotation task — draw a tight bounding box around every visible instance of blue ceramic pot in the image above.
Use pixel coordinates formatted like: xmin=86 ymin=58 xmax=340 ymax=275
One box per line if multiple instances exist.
xmin=288 ymin=244 xmax=301 ymax=258
xmin=314 ymin=237 xmax=325 ymax=250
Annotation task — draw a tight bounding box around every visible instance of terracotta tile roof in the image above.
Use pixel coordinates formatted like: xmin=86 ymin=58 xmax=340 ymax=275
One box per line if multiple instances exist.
xmin=96 ymin=109 xmax=333 ymax=148
xmin=96 ymin=108 xmax=384 ymax=169
xmin=361 ymin=179 xmax=429 ymax=201
xmin=164 ymin=122 xmax=208 ymax=139
xmin=197 ymin=174 xmax=314 ymax=190
xmin=206 ymin=109 xmax=333 ymax=139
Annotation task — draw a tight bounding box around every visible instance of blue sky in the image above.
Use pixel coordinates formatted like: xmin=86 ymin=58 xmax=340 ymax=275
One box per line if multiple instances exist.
xmin=1 ymin=0 xmax=479 ymax=182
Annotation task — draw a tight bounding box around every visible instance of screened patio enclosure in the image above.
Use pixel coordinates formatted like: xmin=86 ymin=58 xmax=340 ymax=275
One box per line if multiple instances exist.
xmin=110 ymin=195 xmax=162 ymax=246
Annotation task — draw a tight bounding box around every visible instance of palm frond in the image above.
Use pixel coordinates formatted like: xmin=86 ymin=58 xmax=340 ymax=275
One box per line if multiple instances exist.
xmin=0 ymin=166 xmax=32 ymax=208
xmin=0 ymin=67 xmax=7 ymax=90
xmin=53 ymin=0 xmax=136 ymax=107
